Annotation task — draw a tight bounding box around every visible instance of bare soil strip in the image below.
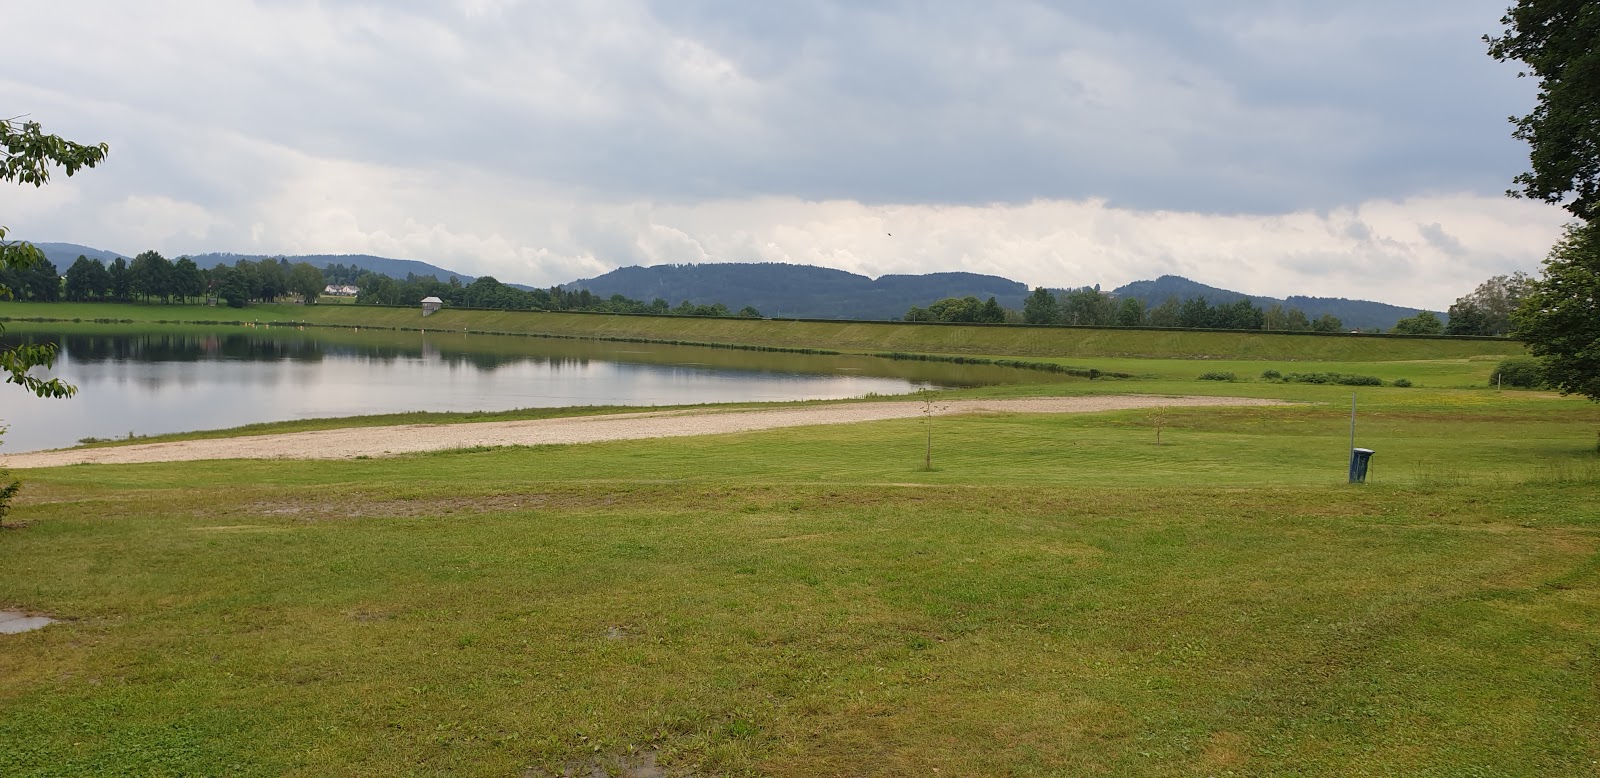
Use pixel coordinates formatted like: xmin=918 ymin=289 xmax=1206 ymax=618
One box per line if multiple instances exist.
xmin=4 ymin=395 xmax=1284 ymax=467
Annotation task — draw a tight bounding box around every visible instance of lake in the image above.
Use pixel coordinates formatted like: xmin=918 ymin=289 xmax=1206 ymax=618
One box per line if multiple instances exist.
xmin=0 ymin=324 xmax=1071 ymax=453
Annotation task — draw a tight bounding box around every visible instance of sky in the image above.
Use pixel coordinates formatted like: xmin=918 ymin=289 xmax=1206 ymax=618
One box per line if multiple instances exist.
xmin=0 ymin=0 xmax=1573 ymax=309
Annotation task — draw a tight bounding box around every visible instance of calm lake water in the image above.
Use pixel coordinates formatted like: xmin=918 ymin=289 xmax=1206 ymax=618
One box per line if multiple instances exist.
xmin=0 ymin=324 xmax=1070 ymax=453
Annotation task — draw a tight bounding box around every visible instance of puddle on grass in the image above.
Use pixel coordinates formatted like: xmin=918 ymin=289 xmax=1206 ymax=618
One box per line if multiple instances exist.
xmin=523 ymin=749 xmax=668 ymax=778
xmin=0 ymin=610 xmax=58 ymax=635
xmin=190 ymin=525 xmax=291 ymax=533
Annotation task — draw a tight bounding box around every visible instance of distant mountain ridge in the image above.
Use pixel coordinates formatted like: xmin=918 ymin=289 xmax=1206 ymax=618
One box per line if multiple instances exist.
xmin=567 ymin=262 xmax=1029 ymax=320
xmin=187 ymin=253 xmax=490 ymax=286
xmin=28 ymin=241 xmax=1431 ymax=328
xmin=1111 ymin=275 xmax=1433 ymax=331
xmin=30 ymin=243 xmax=529 ymax=290
xmin=32 ymin=242 xmax=129 ymax=265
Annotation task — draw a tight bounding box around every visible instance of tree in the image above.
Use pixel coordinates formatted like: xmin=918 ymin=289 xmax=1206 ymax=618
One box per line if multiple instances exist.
xmin=129 ymin=250 xmax=174 ymax=302
xmin=64 ymin=255 xmax=107 ymax=301
xmin=1513 ymin=220 xmax=1600 ymax=400
xmin=212 ymin=265 xmax=250 ymax=308
xmin=1147 ymin=297 xmax=1181 ymax=327
xmin=1060 ymin=287 xmax=1113 ymax=326
xmin=1311 ymin=313 xmax=1344 ymax=333
xmin=1445 ymin=272 xmax=1533 ymax=335
xmin=1178 ymin=296 xmax=1215 ymax=328
xmin=1 ymin=117 xmax=105 ymax=398
xmin=173 ymin=257 xmax=204 ymax=303
xmin=1445 ymin=300 xmax=1492 ymax=335
xmin=1114 ymin=297 xmax=1144 ymax=327
xmin=1021 ymin=287 xmax=1059 ymax=324
xmin=1215 ymin=298 xmax=1265 ymax=330
xmin=107 ymin=257 xmax=131 ymax=301
xmin=1392 ymin=310 xmax=1444 ymax=335
xmin=926 ymin=296 xmax=985 ymax=323
xmin=1486 ymin=3 xmax=1600 ymax=218
xmin=1 ymin=117 xmax=104 ymax=522
xmin=289 ymin=262 xmax=324 ymax=304
xmin=979 ymin=296 xmax=1005 ymax=323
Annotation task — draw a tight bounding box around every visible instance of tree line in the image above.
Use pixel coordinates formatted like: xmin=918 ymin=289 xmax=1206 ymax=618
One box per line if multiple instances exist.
xmin=4 ymin=252 xmax=763 ymax=318
xmin=1007 ymin=287 xmax=1348 ymax=332
xmin=3 ymin=252 xmax=329 ymax=307
xmin=355 ymin=270 xmax=760 ymax=317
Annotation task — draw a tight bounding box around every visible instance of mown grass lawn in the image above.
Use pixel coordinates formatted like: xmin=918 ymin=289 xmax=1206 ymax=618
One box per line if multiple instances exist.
xmin=2 ymin=379 xmax=1597 ymax=776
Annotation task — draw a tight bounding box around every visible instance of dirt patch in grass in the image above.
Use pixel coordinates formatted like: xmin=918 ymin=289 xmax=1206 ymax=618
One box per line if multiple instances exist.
xmin=1198 ymin=730 xmax=1251 ymax=772
xmin=523 ymin=748 xmax=672 ymax=778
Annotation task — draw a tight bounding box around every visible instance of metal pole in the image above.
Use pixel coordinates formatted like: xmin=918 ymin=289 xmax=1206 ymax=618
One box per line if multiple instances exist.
xmin=1349 ymin=392 xmax=1357 ymax=454
xmin=1348 ymin=392 xmax=1357 ymax=484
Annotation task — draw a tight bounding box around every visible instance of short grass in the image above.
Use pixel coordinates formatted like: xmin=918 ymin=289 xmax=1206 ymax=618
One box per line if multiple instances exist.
xmin=3 ymin=380 xmax=1598 ymax=776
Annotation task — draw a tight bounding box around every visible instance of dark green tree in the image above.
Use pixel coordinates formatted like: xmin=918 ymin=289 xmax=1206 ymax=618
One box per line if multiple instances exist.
xmin=108 ymin=257 xmax=131 ymax=301
xmin=979 ymin=296 xmax=1005 ymax=323
xmin=1215 ymin=299 xmax=1265 ymax=330
xmin=1311 ymin=313 xmax=1345 ymax=333
xmin=1114 ymin=297 xmax=1144 ymax=327
xmin=1486 ymin=2 xmax=1600 ymax=218
xmin=1060 ymin=287 xmax=1113 ymax=326
xmin=1021 ymin=287 xmax=1059 ymax=324
xmin=1178 ymin=297 xmax=1215 ymax=328
xmin=1445 ymin=272 xmax=1533 ymax=336
xmin=1446 ymin=301 xmax=1492 ymax=335
xmin=1392 ymin=310 xmax=1444 ymax=335
xmin=129 ymin=250 xmax=173 ymax=302
xmin=173 ymin=257 xmax=204 ymax=303
xmin=212 ymin=265 xmax=251 ymax=308
xmin=289 ymin=262 xmax=324 ymax=304
xmin=1513 ymin=220 xmax=1600 ymax=400
xmin=1146 ymin=297 xmax=1181 ymax=327
xmin=64 ymin=255 xmax=109 ymax=301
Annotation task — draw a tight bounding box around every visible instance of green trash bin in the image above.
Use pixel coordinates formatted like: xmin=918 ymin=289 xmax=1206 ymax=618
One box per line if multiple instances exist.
xmin=1349 ymin=448 xmax=1374 ymax=483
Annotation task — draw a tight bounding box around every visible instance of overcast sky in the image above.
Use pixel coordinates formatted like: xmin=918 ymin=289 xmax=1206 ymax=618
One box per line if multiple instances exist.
xmin=0 ymin=0 xmax=1572 ymax=308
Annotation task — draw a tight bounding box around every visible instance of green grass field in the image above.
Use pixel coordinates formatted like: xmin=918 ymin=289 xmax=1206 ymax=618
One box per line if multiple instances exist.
xmin=1 ymin=307 xmax=1594 ymax=777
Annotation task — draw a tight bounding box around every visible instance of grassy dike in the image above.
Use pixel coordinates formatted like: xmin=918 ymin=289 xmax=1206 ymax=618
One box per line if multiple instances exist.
xmin=2 ymin=301 xmax=1596 ymax=777
xmin=0 ymin=300 xmax=1524 ymax=361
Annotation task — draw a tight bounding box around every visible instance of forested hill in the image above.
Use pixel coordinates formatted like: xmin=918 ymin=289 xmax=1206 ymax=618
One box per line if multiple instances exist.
xmin=31 ymin=243 xmax=519 ymax=290
xmin=567 ymin=263 xmax=1029 ymax=320
xmin=32 ymin=242 xmax=1432 ymax=328
xmin=187 ymin=253 xmax=501 ymax=287
xmin=34 ymin=242 xmax=129 ymax=266
xmin=1112 ymin=275 xmax=1434 ymax=331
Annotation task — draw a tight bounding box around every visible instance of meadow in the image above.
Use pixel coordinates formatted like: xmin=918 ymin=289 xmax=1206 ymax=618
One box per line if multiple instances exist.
xmin=0 ymin=304 xmax=1594 ymax=777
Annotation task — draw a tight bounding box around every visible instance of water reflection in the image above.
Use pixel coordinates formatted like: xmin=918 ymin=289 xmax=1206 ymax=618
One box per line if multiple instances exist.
xmin=0 ymin=325 xmax=1069 ymax=453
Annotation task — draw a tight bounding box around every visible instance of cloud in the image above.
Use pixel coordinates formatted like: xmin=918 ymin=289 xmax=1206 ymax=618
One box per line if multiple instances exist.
xmin=0 ymin=0 xmax=1568 ymax=311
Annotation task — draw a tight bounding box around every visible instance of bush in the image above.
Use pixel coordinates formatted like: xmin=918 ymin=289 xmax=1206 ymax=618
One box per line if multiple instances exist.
xmin=1260 ymin=369 xmax=1282 ymax=381
xmin=1392 ymin=378 xmax=1413 ymax=388
xmin=1283 ymin=372 xmax=1384 ymax=386
xmin=1197 ymin=371 xmax=1236 ymax=381
xmin=1492 ymin=357 xmax=1547 ymax=388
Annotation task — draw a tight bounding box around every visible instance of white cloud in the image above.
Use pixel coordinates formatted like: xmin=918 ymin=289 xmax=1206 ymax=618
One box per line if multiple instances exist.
xmin=0 ymin=0 xmax=1566 ymax=311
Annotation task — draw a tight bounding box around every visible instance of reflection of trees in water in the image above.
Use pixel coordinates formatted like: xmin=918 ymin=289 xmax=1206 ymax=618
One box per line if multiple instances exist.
xmin=5 ymin=331 xmax=600 ymax=372
xmin=6 ymin=328 xmax=1065 ymax=386
xmin=9 ymin=332 xmax=328 ymax=364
